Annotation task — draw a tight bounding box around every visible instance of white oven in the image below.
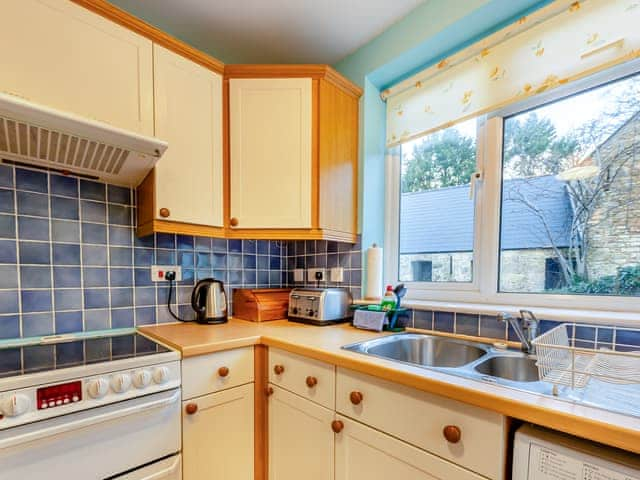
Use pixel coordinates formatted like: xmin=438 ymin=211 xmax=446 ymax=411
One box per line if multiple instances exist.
xmin=0 ymin=388 xmax=181 ymax=480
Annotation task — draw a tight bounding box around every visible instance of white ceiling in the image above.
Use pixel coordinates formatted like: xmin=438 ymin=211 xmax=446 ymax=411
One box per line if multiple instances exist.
xmin=109 ymin=0 xmax=425 ymax=64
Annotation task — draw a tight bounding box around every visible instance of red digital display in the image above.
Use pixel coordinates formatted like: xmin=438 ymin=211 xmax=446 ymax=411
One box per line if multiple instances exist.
xmin=37 ymin=381 xmax=82 ymax=410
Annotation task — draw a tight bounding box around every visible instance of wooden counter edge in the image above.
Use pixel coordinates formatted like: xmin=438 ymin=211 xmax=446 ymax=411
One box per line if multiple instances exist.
xmin=139 ymin=327 xmax=640 ymax=455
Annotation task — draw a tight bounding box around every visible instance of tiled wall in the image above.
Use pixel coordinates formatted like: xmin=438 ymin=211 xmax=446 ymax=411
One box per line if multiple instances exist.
xmin=0 ymin=165 xmax=288 ymax=339
xmin=404 ymin=310 xmax=640 ymax=347
xmin=285 ymin=238 xmax=363 ymax=299
xmin=407 ymin=310 xmax=561 ymax=342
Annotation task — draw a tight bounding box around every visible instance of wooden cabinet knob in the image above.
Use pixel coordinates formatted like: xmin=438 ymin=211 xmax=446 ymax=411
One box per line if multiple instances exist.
xmin=265 ymin=386 xmax=274 ymax=396
xmin=349 ymin=391 xmax=363 ymax=405
xmin=331 ymin=420 xmax=344 ymax=434
xmin=185 ymin=403 xmax=198 ymax=415
xmin=306 ymin=376 xmax=318 ymax=388
xmin=443 ymin=425 xmax=462 ymax=444
xmin=218 ymin=366 xmax=230 ymax=377
xmin=273 ymin=364 xmax=285 ymax=375
xmin=159 ymin=207 xmax=170 ymax=218
xmin=229 ymin=217 xmax=239 ymax=227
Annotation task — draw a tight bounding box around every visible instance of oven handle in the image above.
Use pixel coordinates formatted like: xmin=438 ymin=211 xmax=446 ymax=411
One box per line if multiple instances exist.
xmin=0 ymin=390 xmax=180 ymax=451
xmin=114 ymin=455 xmax=181 ymax=480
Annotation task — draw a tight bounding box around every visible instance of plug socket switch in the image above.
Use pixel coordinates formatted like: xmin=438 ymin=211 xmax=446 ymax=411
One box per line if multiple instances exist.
xmin=307 ymin=268 xmax=326 ymax=282
xmin=151 ymin=266 xmax=182 ymax=282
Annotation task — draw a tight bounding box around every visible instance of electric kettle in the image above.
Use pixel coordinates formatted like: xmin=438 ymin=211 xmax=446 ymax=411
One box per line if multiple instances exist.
xmin=191 ymin=278 xmax=228 ymax=324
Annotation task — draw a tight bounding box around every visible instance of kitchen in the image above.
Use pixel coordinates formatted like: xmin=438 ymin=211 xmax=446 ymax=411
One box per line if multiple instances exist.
xmin=0 ymin=0 xmax=639 ymax=479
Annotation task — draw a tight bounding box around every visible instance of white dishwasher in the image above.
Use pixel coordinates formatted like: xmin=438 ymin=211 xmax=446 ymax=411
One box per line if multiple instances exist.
xmin=513 ymin=424 xmax=640 ymax=480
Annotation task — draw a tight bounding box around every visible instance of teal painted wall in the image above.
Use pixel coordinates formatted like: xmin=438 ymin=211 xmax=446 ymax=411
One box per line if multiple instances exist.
xmin=336 ymin=0 xmax=551 ymax=294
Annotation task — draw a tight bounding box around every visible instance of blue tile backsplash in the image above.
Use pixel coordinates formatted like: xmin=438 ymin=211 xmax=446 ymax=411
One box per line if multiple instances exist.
xmin=0 ymin=164 xmax=293 ymax=338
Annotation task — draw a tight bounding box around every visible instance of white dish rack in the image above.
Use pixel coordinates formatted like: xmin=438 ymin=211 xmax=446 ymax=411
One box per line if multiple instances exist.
xmin=533 ymin=323 xmax=640 ymax=389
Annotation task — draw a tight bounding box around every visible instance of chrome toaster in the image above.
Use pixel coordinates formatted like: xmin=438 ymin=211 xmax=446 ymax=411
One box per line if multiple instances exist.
xmin=288 ymin=288 xmax=353 ymax=326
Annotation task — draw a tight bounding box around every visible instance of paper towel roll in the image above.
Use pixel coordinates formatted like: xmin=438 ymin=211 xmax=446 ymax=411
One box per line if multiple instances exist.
xmin=365 ymin=244 xmax=383 ymax=300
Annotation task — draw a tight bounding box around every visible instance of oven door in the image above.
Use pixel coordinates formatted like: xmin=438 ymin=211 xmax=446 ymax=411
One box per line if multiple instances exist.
xmin=0 ymin=389 xmax=181 ymax=480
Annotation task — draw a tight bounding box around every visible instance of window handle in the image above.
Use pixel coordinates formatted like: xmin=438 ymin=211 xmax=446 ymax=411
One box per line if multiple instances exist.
xmin=469 ymin=171 xmax=483 ymax=200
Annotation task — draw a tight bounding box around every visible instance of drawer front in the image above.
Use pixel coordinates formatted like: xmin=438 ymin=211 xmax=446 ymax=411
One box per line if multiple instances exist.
xmin=269 ymin=348 xmax=335 ymax=409
xmin=335 ymin=414 xmax=486 ymax=480
xmin=182 ymin=347 xmax=254 ymax=399
xmin=336 ymin=368 xmax=505 ymax=480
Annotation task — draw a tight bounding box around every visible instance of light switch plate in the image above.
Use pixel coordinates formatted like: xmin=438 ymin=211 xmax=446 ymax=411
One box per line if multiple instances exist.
xmin=151 ymin=265 xmax=182 ymax=282
xmin=293 ymin=269 xmax=305 ymax=282
xmin=330 ymin=267 xmax=344 ymax=282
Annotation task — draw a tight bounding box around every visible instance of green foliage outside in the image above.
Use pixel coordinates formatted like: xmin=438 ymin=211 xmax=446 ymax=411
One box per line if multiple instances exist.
xmin=563 ymin=265 xmax=640 ymax=296
xmin=401 ymin=128 xmax=476 ymax=192
xmin=401 ymin=112 xmax=580 ymax=193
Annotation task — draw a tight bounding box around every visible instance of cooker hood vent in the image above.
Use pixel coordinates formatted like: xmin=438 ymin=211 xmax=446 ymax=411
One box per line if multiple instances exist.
xmin=0 ymin=92 xmax=167 ymax=187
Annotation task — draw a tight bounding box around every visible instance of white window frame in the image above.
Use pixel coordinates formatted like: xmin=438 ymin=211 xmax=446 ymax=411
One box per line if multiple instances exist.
xmin=384 ymin=59 xmax=640 ymax=319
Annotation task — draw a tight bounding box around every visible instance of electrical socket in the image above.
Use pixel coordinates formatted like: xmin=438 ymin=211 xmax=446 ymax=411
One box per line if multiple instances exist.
xmin=151 ymin=266 xmax=182 ymax=282
xmin=307 ymin=268 xmax=326 ymax=282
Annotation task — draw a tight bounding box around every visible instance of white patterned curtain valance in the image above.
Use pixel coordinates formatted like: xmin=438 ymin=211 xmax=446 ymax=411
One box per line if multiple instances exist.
xmin=385 ymin=0 xmax=640 ymax=147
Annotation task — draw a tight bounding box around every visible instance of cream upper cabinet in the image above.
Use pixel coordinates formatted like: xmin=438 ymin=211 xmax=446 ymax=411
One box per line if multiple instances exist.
xmin=335 ymin=415 xmax=485 ymax=480
xmin=182 ymin=383 xmax=254 ymax=480
xmin=0 ymin=0 xmax=153 ymax=135
xmin=152 ymin=44 xmax=223 ymax=227
xmin=229 ymin=78 xmax=312 ymax=229
xmin=269 ymin=385 xmax=334 ymax=480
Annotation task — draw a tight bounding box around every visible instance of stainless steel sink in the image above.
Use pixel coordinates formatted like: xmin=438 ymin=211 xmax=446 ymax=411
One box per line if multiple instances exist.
xmin=474 ymin=356 xmax=540 ymax=382
xmin=343 ymin=334 xmax=488 ymax=368
xmin=343 ymin=333 xmax=553 ymax=396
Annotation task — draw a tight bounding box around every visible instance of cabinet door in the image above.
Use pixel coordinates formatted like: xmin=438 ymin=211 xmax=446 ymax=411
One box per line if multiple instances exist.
xmin=230 ymin=78 xmax=312 ymax=229
xmin=182 ymin=383 xmax=254 ymax=480
xmin=269 ymin=385 xmax=334 ymax=480
xmin=335 ymin=415 xmax=485 ymax=480
xmin=153 ymin=44 xmax=223 ymax=227
xmin=0 ymin=0 xmax=153 ymax=135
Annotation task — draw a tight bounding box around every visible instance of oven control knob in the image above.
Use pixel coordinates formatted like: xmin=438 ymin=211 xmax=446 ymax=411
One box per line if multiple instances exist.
xmin=153 ymin=366 xmax=170 ymax=385
xmin=132 ymin=370 xmax=152 ymax=389
xmin=110 ymin=373 xmax=132 ymax=394
xmin=1 ymin=394 xmax=30 ymax=417
xmin=87 ymin=378 xmax=109 ymax=399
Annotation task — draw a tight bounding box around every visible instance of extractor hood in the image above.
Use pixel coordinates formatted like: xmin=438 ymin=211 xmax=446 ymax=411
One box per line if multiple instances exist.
xmin=0 ymin=91 xmax=167 ymax=187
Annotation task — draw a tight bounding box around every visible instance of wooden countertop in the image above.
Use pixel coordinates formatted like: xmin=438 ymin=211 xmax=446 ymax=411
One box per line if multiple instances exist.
xmin=139 ymin=318 xmax=640 ymax=454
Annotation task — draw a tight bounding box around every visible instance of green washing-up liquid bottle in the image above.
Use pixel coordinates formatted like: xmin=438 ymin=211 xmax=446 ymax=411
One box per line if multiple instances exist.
xmin=380 ymin=285 xmax=396 ymax=311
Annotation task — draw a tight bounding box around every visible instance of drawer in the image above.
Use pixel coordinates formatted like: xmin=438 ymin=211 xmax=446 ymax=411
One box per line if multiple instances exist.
xmin=182 ymin=347 xmax=254 ymax=399
xmin=269 ymin=348 xmax=335 ymax=409
xmin=335 ymin=414 xmax=486 ymax=480
xmin=336 ymin=368 xmax=506 ymax=480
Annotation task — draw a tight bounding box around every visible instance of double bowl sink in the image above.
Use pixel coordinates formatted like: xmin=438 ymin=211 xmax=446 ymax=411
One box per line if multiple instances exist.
xmin=343 ymin=333 xmax=553 ymax=395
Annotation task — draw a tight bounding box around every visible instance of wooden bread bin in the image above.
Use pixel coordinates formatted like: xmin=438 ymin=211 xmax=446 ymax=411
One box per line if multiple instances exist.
xmin=232 ymin=288 xmax=291 ymax=322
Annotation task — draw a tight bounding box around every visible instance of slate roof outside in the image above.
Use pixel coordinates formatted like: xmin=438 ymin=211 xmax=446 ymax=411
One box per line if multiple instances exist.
xmin=400 ymin=175 xmax=573 ymax=254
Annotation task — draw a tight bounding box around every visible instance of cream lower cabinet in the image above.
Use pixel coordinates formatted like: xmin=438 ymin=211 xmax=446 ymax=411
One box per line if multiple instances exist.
xmin=182 ymin=348 xmax=254 ymax=480
xmin=268 ymin=385 xmax=334 ymax=480
xmin=335 ymin=415 xmax=484 ymax=480
xmin=183 ymin=383 xmax=254 ymax=480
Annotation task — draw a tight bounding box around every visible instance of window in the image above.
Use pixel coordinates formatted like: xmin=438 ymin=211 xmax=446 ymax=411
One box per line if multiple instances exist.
xmin=387 ymin=62 xmax=640 ymax=309
xmin=411 ymin=260 xmax=433 ymax=282
xmin=398 ymin=119 xmax=477 ymax=283
xmin=499 ymin=73 xmax=640 ymax=297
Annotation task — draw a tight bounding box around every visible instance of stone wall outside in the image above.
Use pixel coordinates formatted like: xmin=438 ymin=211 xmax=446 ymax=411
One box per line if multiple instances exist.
xmin=399 ymin=248 xmax=555 ymax=292
xmin=586 ymin=114 xmax=640 ymax=278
